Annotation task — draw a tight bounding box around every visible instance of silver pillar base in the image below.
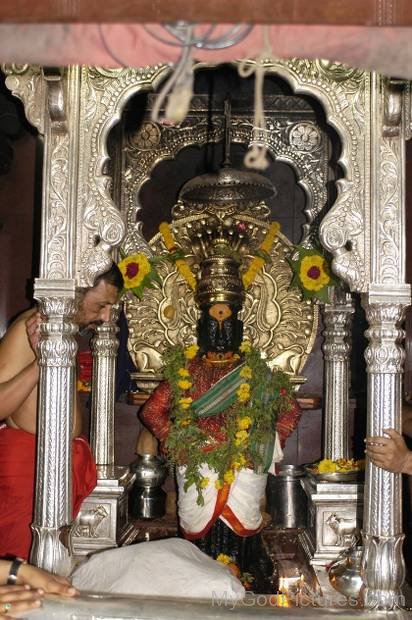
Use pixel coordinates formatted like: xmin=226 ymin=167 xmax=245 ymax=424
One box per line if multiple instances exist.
xmin=302 ymin=477 xmax=364 ymax=566
xmin=72 ymin=465 xmax=135 ymax=557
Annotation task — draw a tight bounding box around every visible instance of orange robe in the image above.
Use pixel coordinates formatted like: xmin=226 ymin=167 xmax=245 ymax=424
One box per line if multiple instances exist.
xmin=0 ymin=426 xmax=97 ymax=559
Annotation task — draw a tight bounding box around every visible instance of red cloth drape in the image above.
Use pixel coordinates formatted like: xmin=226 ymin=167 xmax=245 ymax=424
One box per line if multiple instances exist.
xmin=0 ymin=426 xmax=97 ymax=560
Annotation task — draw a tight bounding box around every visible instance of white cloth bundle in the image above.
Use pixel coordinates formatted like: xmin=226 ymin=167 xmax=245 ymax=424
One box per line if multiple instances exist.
xmin=72 ymin=538 xmax=245 ymax=601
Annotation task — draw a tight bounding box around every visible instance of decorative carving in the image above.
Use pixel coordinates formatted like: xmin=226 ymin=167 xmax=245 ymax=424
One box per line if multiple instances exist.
xmin=322 ymin=290 xmax=354 ymax=460
xmin=90 ymin=305 xmax=120 ymax=467
xmin=122 ymin=94 xmax=328 ymax=255
xmin=377 ymin=139 xmax=402 ymax=284
xmin=361 ymin=533 xmax=405 ymax=610
xmin=3 ymin=64 xmax=45 ymax=133
xmin=383 ymin=79 xmax=405 ymax=138
xmin=361 ymin=295 xmax=406 ymax=608
xmin=323 ymin=295 xmax=353 ymax=363
xmin=326 ymin=513 xmax=358 ymax=547
xmin=132 ymin=121 xmax=161 ymax=150
xmin=46 ymin=134 xmax=70 ymax=280
xmin=73 ymin=504 xmax=109 ymax=539
xmin=364 ymin=303 xmax=405 ymax=374
xmin=284 ymin=58 xmax=367 ymax=291
xmin=315 ymin=60 xmax=364 ymax=84
xmin=30 ymin=294 xmax=78 ymax=575
xmin=43 ymin=67 xmax=67 ymax=130
xmin=126 ymin=220 xmax=317 ymax=379
xmin=288 ymin=122 xmax=321 ymax=152
xmin=404 ymin=81 xmax=412 ymax=141
xmin=78 ymin=65 xmax=169 ymax=286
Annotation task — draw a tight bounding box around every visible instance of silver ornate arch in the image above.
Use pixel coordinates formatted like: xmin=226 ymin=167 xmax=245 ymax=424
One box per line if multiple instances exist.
xmin=4 ymin=60 xmax=411 ymax=609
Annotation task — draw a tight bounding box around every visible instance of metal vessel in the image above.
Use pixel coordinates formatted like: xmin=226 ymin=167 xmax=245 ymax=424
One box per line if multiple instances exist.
xmin=327 ymin=546 xmax=363 ymax=600
xmin=129 ymin=455 xmax=168 ymax=520
xmin=266 ymin=465 xmax=307 ymax=529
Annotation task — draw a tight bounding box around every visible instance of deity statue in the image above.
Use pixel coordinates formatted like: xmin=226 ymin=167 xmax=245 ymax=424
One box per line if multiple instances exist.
xmin=139 ymin=217 xmax=302 ymax=590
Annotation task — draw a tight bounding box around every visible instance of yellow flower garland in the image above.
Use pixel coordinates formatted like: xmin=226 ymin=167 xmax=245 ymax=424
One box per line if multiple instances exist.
xmin=159 ymin=222 xmax=197 ymax=291
xmin=164 ymin=340 xmax=293 ymax=504
xmin=242 ymin=221 xmax=280 ymax=289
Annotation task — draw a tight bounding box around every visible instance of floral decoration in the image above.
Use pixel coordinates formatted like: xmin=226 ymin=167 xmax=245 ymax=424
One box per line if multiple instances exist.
xmin=288 ymin=246 xmax=338 ymax=302
xmin=159 ymin=221 xmax=197 ymax=291
xmin=162 ymin=341 xmax=293 ymax=505
xmin=216 ymin=554 xmax=254 ymax=589
xmin=118 ymin=252 xmax=160 ymax=300
xmin=315 ymin=458 xmax=365 ymax=474
xmin=242 ymin=221 xmax=280 ymax=289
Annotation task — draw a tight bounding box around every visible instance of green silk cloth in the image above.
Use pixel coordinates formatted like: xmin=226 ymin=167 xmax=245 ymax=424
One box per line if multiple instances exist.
xmin=191 ymin=362 xmax=246 ymax=418
xmin=191 ymin=361 xmax=277 ymax=474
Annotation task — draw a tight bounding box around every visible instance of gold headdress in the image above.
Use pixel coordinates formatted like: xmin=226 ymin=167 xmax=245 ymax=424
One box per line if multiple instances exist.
xmin=160 ymin=101 xmax=277 ymax=307
xmin=189 ymin=219 xmax=249 ymax=307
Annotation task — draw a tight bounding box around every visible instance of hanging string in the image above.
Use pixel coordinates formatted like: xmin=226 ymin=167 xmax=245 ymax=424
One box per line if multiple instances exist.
xmin=151 ymin=25 xmax=194 ymax=125
xmin=147 ymin=23 xmax=253 ymax=125
xmin=238 ymin=26 xmax=274 ymax=170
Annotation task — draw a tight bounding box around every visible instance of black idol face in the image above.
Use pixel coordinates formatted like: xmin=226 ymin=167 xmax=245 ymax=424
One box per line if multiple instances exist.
xmin=197 ymin=303 xmax=243 ymax=355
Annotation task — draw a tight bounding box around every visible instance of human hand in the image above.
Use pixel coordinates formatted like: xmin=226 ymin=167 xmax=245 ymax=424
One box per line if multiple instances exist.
xmin=365 ymin=428 xmax=412 ymax=474
xmin=25 ymin=312 xmax=42 ymax=355
xmin=17 ymin=563 xmax=77 ymax=597
xmin=0 ymin=584 xmax=43 ymax=618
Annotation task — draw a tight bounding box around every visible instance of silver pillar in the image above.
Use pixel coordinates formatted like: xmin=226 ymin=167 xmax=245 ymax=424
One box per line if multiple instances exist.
xmin=322 ymin=288 xmax=354 ymax=460
xmin=90 ymin=304 xmax=120 ymax=468
xmin=30 ymin=295 xmax=78 ymax=575
xmin=73 ymin=305 xmax=136 ymax=557
xmin=361 ymin=299 xmax=407 ymax=609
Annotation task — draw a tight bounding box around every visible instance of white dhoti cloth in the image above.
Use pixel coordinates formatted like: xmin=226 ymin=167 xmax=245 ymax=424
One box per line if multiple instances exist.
xmin=178 ymin=432 xmax=283 ymax=537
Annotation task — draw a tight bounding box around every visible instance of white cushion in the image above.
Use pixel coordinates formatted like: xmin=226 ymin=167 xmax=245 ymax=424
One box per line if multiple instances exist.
xmin=71 ymin=538 xmax=245 ymax=601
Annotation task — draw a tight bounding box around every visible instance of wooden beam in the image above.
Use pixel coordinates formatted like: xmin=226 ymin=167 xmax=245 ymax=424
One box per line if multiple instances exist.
xmin=1 ymin=0 xmax=412 ymax=26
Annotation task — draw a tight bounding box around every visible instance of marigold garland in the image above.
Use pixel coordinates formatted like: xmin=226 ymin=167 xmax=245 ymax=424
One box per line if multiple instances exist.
xmin=242 ymin=221 xmax=280 ymax=288
xmin=162 ymin=341 xmax=293 ymax=505
xmin=159 ymin=221 xmax=197 ymax=291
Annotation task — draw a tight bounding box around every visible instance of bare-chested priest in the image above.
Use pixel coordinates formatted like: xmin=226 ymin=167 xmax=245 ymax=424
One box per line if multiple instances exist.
xmin=0 ymin=264 xmax=123 ymax=560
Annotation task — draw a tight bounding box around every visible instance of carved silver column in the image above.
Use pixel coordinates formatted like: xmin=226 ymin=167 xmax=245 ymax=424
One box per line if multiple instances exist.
xmin=358 ymin=74 xmax=411 ymax=610
xmin=322 ymin=288 xmax=354 ymax=460
xmin=30 ymin=296 xmax=78 ymax=575
xmin=361 ymin=300 xmax=407 ymax=609
xmin=90 ymin=304 xmax=120 ymax=468
xmin=73 ymin=302 xmax=136 ymax=557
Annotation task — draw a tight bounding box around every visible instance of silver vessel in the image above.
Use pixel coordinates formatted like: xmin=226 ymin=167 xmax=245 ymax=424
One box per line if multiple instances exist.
xmin=130 ymin=455 xmax=168 ymax=520
xmin=328 ymin=546 xmax=363 ymax=601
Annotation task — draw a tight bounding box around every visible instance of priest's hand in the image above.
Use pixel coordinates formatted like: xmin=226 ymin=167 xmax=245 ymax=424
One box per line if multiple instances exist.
xmin=25 ymin=311 xmax=42 ymax=356
xmin=17 ymin=563 xmax=77 ymax=597
xmin=365 ymin=429 xmax=412 ymax=474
